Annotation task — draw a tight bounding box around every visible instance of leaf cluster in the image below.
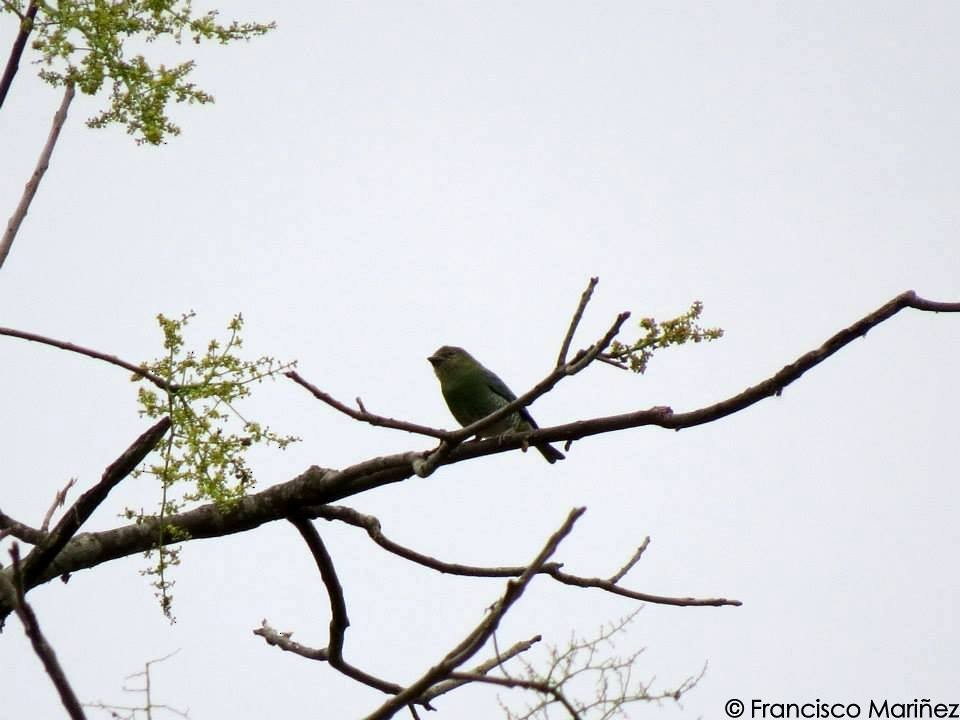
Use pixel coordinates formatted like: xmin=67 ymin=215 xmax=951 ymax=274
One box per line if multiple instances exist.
xmin=130 ymin=311 xmax=298 ymax=616
xmin=605 ymin=301 xmax=724 ymax=374
xmin=15 ymin=0 xmax=274 ymax=144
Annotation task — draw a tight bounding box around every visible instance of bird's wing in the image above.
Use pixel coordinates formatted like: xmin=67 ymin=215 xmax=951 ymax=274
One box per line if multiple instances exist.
xmin=483 ymin=368 xmax=540 ymax=429
xmin=482 ymin=369 xmax=517 ymax=403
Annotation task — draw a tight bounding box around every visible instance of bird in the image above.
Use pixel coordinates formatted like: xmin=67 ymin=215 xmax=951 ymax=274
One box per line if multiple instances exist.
xmin=428 ymin=345 xmax=565 ymax=463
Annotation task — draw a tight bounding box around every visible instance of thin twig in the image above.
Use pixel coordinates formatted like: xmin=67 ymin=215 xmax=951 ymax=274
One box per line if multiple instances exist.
xmin=0 ymin=326 xmax=174 ymax=390
xmin=557 ymin=277 xmax=599 ymax=367
xmin=285 ymin=371 xmax=448 ymax=439
xmin=608 ymin=538 xmax=650 ymax=584
xmin=0 ymin=0 xmax=38 ymax=108
xmin=40 ymin=478 xmax=77 ymax=533
xmin=5 ymin=545 xmax=88 ymax=720
xmin=1 ymin=81 xmax=74 ymax=269
xmin=422 ymin=635 xmax=542 ymax=702
xmin=448 ymin=672 xmax=583 ymax=720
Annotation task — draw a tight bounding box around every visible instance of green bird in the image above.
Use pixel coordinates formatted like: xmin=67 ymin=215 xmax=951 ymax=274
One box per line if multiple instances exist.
xmin=428 ymin=345 xmax=565 ymax=463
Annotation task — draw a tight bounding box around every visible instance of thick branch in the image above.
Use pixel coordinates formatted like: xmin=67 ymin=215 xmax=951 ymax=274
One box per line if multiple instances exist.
xmin=1 ymin=82 xmax=74 ymax=270
xmin=0 ymin=512 xmax=45 ymax=544
xmin=17 ymin=417 xmax=171 ymax=591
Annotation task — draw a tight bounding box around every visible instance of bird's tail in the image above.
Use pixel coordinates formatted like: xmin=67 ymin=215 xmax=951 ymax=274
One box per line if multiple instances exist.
xmin=536 ymin=442 xmax=565 ymax=464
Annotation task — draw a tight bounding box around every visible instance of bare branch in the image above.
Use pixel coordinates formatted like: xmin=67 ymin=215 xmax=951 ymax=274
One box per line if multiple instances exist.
xmin=288 ymin=516 xmax=349 ymax=659
xmin=363 ymin=507 xmax=586 ymax=720
xmin=313 ymin=505 xmax=736 ymax=606
xmin=422 ymin=635 xmax=542 ymax=702
xmin=450 ymin=672 xmax=583 ymax=720
xmin=313 ymin=505 xmax=563 ymax=577
xmin=286 ymin=371 xmax=448 ymax=439
xmin=4 ymin=545 xmax=88 ymax=720
xmin=541 ymin=290 xmax=960 ymax=445
xmin=608 ymin=538 xmax=650 ymax=584
xmin=0 ymin=326 xmax=175 ymax=390
xmin=17 ymin=417 xmax=171 ymax=590
xmin=83 ymin=650 xmax=190 ymax=719
xmin=0 ymin=511 xmax=44 ymax=544
xmin=557 ymin=277 xmax=599 ymax=367
xmin=0 ymin=0 xmax=38 ymax=108
xmin=1 ymin=81 xmax=74 ymax=269
xmin=40 ymin=478 xmax=77 ymax=533
xmin=280 ymin=516 xmax=409 ymax=697
xmin=254 ymin=621 xmax=329 ymax=661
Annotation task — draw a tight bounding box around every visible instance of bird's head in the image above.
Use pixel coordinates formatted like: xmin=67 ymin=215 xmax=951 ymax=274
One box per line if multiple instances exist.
xmin=428 ymin=345 xmax=475 ymax=382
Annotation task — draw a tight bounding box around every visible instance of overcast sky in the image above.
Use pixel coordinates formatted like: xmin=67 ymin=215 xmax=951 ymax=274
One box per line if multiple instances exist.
xmin=2 ymin=2 xmax=958 ymax=719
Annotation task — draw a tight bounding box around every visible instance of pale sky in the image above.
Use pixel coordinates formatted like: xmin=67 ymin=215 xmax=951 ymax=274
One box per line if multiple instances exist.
xmin=2 ymin=2 xmax=958 ymax=719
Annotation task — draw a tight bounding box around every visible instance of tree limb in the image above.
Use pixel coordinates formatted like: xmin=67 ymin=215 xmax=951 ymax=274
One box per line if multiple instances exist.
xmin=1 ymin=290 xmax=956 ymax=614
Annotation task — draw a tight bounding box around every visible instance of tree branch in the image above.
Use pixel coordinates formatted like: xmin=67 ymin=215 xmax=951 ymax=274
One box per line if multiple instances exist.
xmin=0 ymin=326 xmax=174 ymax=390
xmin=557 ymin=276 xmax=599 ymax=367
xmin=2 ymin=291 xmax=955 ymax=614
xmin=363 ymin=508 xmax=585 ymax=720
xmin=420 ymin=635 xmax=542 ymax=702
xmin=608 ymin=538 xmax=650 ymax=584
xmin=1 ymin=81 xmax=74 ymax=270
xmin=288 ymin=516 xmax=349 ymax=659
xmin=2 ymin=545 xmax=88 ymax=720
xmin=17 ymin=417 xmax=171 ymax=591
xmin=286 ymin=371 xmax=449 ymax=439
xmin=0 ymin=0 xmax=38 ymax=108
xmin=313 ymin=505 xmax=737 ymax=606
xmin=278 ymin=516 xmax=409 ymax=697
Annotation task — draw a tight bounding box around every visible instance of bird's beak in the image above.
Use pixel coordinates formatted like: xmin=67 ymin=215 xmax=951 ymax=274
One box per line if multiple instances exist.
xmin=427 ymin=354 xmax=441 ymax=367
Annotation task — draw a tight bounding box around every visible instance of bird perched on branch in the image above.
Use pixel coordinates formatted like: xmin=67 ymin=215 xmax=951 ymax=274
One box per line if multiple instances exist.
xmin=428 ymin=345 xmax=565 ymax=464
